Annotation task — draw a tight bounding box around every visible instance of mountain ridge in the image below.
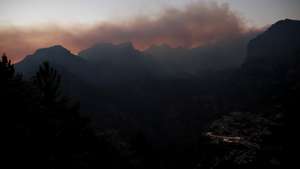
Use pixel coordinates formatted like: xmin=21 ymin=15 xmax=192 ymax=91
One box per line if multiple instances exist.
xmin=14 ymin=19 xmax=300 ymax=114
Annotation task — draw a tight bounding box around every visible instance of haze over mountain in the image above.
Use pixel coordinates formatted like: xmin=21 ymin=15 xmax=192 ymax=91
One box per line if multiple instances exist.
xmin=15 ymin=19 xmax=300 ymax=130
xmin=144 ymin=31 xmax=257 ymax=74
xmin=1 ymin=1 xmax=265 ymax=62
xmin=3 ymin=13 xmax=299 ymax=168
xmin=1 ymin=0 xmax=299 ymax=168
xmin=16 ymin=28 xmax=259 ymax=80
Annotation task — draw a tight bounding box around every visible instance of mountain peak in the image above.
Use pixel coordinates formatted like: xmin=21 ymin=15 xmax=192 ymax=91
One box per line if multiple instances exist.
xmin=148 ymin=43 xmax=171 ymax=50
xmin=267 ymin=18 xmax=300 ymax=33
xmin=35 ymin=45 xmax=71 ymax=55
xmin=274 ymin=18 xmax=299 ymax=25
xmin=93 ymin=42 xmax=114 ymax=48
xmin=244 ymin=19 xmax=300 ymax=68
xmin=17 ymin=45 xmax=78 ymax=70
xmin=91 ymin=42 xmax=135 ymax=50
xmin=117 ymin=42 xmax=134 ymax=49
xmin=248 ymin=19 xmax=300 ymax=45
xmin=78 ymin=42 xmax=139 ymax=61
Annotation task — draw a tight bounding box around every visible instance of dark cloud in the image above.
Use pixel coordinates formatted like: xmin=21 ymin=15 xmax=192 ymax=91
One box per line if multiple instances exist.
xmin=0 ymin=1 xmax=261 ymax=62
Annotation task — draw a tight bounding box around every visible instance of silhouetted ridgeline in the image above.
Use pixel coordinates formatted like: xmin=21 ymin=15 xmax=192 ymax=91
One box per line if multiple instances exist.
xmin=2 ymin=19 xmax=297 ymax=168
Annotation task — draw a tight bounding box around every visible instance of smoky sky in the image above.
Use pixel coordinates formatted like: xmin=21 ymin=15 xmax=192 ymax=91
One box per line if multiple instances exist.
xmin=0 ymin=1 xmax=262 ymax=62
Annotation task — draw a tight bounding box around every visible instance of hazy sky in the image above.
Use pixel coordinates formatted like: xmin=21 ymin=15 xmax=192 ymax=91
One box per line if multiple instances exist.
xmin=0 ymin=0 xmax=300 ymax=62
xmin=1 ymin=0 xmax=299 ymax=27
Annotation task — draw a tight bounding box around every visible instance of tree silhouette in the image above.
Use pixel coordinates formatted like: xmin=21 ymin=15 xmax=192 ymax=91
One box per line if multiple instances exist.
xmin=1 ymin=54 xmax=45 ymax=168
xmin=0 ymin=55 xmax=145 ymax=169
xmin=0 ymin=53 xmax=15 ymax=80
xmin=34 ymin=61 xmax=62 ymax=105
xmin=32 ymin=61 xmax=93 ymax=139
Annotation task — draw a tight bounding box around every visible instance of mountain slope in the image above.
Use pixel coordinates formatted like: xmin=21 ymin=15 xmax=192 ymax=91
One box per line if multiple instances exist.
xmin=78 ymin=42 xmax=158 ymax=85
xmin=15 ymin=45 xmax=109 ymax=112
xmin=244 ymin=19 xmax=300 ymax=71
xmin=232 ymin=19 xmax=300 ymax=110
xmin=17 ymin=45 xmax=83 ymax=73
xmin=144 ymin=32 xmax=255 ymax=75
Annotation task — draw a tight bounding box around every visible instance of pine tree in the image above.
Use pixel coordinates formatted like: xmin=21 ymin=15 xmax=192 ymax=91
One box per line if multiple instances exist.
xmin=0 ymin=53 xmax=15 ymax=80
xmin=34 ymin=61 xmax=62 ymax=105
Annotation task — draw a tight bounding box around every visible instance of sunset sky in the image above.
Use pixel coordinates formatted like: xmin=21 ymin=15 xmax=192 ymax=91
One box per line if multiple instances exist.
xmin=0 ymin=0 xmax=300 ymax=62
